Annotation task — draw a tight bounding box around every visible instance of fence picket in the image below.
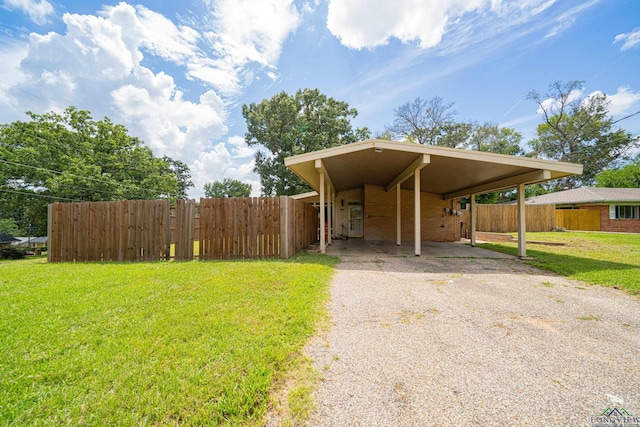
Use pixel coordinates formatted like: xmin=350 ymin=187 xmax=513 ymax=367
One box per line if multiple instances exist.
xmin=48 ymin=197 xmax=318 ymax=262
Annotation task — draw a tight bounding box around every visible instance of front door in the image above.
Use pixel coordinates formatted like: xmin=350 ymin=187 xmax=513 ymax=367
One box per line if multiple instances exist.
xmin=349 ymin=204 xmax=363 ymax=238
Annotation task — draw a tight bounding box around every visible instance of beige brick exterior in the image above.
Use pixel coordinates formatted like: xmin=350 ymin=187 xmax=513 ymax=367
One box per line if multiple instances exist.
xmin=363 ymin=184 xmax=463 ymax=242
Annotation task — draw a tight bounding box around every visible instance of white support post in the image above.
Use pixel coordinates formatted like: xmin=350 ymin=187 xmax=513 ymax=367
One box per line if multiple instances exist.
xmin=320 ymin=172 xmax=325 ymax=254
xmin=396 ymin=183 xmax=401 ymax=246
xmin=470 ymin=193 xmax=477 ymax=247
xmin=517 ymin=183 xmax=527 ymax=258
xmin=328 ymin=186 xmax=332 ymax=245
xmin=414 ymin=169 xmax=421 ymax=256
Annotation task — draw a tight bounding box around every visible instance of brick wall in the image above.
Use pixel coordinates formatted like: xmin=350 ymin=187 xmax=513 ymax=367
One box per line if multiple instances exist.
xmin=583 ymin=205 xmax=640 ymax=233
xmin=364 ymin=184 xmax=463 ymax=242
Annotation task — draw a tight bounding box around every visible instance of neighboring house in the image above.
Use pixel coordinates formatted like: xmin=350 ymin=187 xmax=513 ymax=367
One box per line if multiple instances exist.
xmin=0 ymin=233 xmax=19 ymax=248
xmin=12 ymin=236 xmax=48 ymax=248
xmin=285 ymin=139 xmax=583 ymax=257
xmin=525 ymin=187 xmax=640 ymax=233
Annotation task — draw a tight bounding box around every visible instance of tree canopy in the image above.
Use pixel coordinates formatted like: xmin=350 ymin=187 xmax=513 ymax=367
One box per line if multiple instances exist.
xmin=203 ymin=178 xmax=252 ymax=198
xmin=242 ymin=89 xmax=370 ymax=196
xmin=595 ymin=158 xmax=640 ymax=188
xmin=0 ymin=107 xmax=193 ymax=234
xmin=386 ymin=96 xmax=458 ymax=145
xmin=385 ymin=96 xmax=524 ymax=156
xmin=0 ymin=218 xmax=24 ymax=237
xmin=527 ymin=80 xmax=638 ymax=189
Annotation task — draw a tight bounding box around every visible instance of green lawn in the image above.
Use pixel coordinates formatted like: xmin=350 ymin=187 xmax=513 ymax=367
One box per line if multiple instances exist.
xmin=477 ymin=232 xmax=640 ymax=293
xmin=0 ymin=254 xmax=336 ymax=426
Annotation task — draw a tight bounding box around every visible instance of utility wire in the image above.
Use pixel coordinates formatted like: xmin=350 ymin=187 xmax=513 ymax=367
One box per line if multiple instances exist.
xmin=0 ymin=159 xmax=158 ymax=197
xmin=1 ymin=124 xmax=175 ymax=197
xmin=0 ymin=79 xmax=49 ymax=103
xmin=0 ymin=188 xmax=82 ymax=202
xmin=612 ymin=110 xmax=640 ymax=125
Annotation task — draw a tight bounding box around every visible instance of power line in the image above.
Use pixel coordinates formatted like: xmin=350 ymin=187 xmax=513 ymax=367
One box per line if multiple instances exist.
xmin=1 ymin=121 xmax=179 ymax=197
xmin=0 ymin=160 xmax=145 ymax=198
xmin=612 ymin=110 xmax=640 ymax=125
xmin=0 ymin=188 xmax=82 ymax=202
xmin=0 ymin=159 xmax=159 ymax=197
xmin=0 ymin=79 xmax=49 ymax=103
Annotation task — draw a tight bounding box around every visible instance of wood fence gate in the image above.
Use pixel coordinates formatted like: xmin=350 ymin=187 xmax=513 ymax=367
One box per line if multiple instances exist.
xmin=462 ymin=204 xmax=556 ymax=233
xmin=48 ymin=197 xmax=318 ymax=262
xmin=555 ymin=209 xmax=600 ymax=231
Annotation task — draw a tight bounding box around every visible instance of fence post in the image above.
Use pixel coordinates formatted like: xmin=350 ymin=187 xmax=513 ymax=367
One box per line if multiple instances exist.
xmin=280 ymin=196 xmax=290 ymax=258
xmin=47 ymin=203 xmax=53 ymax=262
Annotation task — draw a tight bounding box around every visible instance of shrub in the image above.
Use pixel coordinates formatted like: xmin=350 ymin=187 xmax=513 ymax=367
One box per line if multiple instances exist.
xmin=1 ymin=247 xmax=26 ymax=260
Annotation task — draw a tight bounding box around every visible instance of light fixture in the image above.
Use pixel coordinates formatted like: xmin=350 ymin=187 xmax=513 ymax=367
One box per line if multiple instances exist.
xmin=375 ymin=147 xmax=383 ymax=153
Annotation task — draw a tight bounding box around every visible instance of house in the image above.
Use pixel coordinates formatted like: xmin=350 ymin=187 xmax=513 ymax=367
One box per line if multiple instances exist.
xmin=12 ymin=236 xmax=48 ymax=248
xmin=0 ymin=233 xmax=19 ymax=248
xmin=285 ymin=139 xmax=583 ymax=257
xmin=525 ymin=187 xmax=640 ymax=233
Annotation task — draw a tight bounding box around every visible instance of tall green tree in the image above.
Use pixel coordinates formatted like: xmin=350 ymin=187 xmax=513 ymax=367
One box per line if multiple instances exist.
xmin=595 ymin=158 xmax=640 ymax=188
xmin=468 ymin=123 xmax=524 ymax=155
xmin=0 ymin=107 xmax=192 ymax=233
xmin=0 ymin=218 xmax=24 ymax=236
xmin=527 ymin=80 xmax=638 ymax=189
xmin=203 ymin=178 xmax=252 ymax=198
xmin=163 ymin=156 xmax=193 ymax=199
xmin=243 ymin=89 xmax=370 ymax=195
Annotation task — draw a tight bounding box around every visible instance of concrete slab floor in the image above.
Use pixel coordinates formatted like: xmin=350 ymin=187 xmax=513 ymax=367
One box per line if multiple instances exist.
xmin=323 ymin=238 xmax=514 ymax=259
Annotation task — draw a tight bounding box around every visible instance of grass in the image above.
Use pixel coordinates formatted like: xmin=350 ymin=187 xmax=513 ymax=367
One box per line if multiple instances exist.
xmin=0 ymin=253 xmax=337 ymax=426
xmin=477 ymin=232 xmax=640 ymax=294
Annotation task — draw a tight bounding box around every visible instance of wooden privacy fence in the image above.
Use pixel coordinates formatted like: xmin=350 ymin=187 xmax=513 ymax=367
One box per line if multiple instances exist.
xmin=555 ymin=209 xmax=600 ymax=231
xmin=48 ymin=197 xmax=318 ymax=262
xmin=465 ymin=204 xmax=556 ymax=233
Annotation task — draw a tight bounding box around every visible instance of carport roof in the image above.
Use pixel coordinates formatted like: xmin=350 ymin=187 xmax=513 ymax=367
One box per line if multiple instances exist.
xmin=285 ymin=139 xmax=583 ymax=199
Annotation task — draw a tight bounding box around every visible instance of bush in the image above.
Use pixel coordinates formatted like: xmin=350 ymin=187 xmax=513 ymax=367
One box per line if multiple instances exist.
xmin=1 ymin=247 xmax=26 ymax=260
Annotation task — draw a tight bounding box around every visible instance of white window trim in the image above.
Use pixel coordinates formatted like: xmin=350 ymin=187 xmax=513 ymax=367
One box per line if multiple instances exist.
xmin=610 ymin=204 xmax=640 ymax=220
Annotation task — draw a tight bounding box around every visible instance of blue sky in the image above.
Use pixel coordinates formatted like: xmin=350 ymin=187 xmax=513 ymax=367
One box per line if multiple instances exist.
xmin=1 ymin=0 xmax=639 ymax=197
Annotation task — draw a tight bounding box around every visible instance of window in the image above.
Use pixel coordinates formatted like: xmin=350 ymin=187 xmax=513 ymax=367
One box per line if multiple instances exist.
xmin=610 ymin=205 xmax=640 ymax=219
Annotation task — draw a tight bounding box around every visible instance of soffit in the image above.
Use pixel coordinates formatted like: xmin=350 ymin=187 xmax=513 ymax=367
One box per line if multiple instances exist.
xmin=285 ymin=140 xmax=583 ymax=199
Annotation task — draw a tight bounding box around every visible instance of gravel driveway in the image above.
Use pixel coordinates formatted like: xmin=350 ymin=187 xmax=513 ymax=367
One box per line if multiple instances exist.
xmin=305 ymin=250 xmax=640 ymax=426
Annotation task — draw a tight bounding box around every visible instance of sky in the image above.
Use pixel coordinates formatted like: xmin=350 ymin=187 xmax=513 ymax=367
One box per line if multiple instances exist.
xmin=1 ymin=0 xmax=639 ymax=198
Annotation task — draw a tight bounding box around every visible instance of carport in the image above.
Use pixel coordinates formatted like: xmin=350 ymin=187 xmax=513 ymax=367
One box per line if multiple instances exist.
xmin=285 ymin=139 xmax=582 ymax=258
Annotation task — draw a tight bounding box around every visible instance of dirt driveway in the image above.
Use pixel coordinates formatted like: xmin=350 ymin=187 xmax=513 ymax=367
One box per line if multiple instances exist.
xmin=305 ymin=251 xmax=640 ymax=427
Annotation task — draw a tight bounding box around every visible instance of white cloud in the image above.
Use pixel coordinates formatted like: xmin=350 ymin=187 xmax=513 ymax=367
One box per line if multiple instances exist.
xmin=543 ymin=0 xmax=600 ymax=39
xmin=614 ymin=27 xmax=640 ymax=51
xmin=588 ymin=87 xmax=640 ymax=117
xmin=326 ymin=0 xmax=566 ymax=50
xmin=499 ymin=114 xmax=538 ymax=129
xmin=227 ymin=135 xmax=257 ymax=158
xmin=534 ymin=86 xmax=640 ymax=128
xmin=197 ymin=0 xmax=301 ymax=94
xmin=0 ymin=40 xmax=30 ymax=120
xmin=536 ymin=89 xmax=583 ymax=116
xmin=204 ymin=0 xmax=300 ymax=66
xmin=0 ymin=1 xmax=301 ymax=196
xmin=22 ymin=11 xmax=140 ymax=81
xmin=190 ymin=140 xmax=260 ymax=197
xmin=2 ymin=3 xmax=236 ymax=197
xmin=110 ymin=69 xmax=228 ymax=163
xmin=1 ymin=0 xmax=54 ymax=25
xmin=102 ymin=3 xmax=200 ymax=65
